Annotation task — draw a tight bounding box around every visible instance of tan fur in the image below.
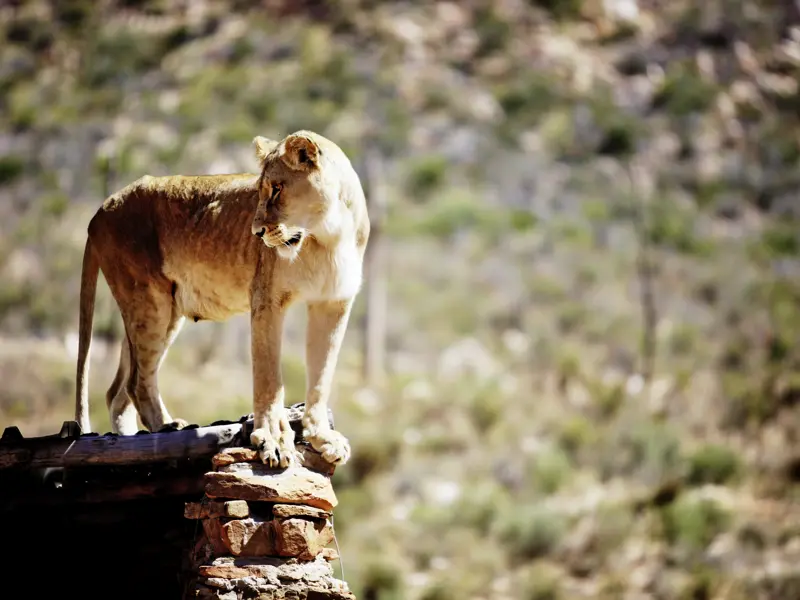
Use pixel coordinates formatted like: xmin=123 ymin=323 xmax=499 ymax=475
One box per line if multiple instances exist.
xmin=74 ymin=130 xmax=369 ymax=466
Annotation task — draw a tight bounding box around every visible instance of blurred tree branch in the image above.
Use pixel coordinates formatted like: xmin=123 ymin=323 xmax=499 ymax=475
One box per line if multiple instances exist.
xmin=627 ymin=158 xmax=657 ymax=396
xmin=360 ymin=146 xmax=388 ymax=385
xmin=358 ymin=50 xmax=393 ymax=386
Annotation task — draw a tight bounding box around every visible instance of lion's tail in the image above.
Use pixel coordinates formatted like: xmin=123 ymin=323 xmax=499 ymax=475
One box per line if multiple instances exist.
xmin=75 ymin=236 xmax=100 ymax=434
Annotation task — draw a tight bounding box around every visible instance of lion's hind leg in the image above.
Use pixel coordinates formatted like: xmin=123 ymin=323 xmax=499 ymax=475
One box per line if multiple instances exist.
xmin=106 ymin=333 xmax=139 ymax=435
xmin=123 ymin=286 xmax=187 ymax=433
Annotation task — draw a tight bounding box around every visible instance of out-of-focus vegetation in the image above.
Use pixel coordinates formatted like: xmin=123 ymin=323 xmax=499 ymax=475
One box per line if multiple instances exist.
xmin=1 ymin=0 xmax=800 ymax=598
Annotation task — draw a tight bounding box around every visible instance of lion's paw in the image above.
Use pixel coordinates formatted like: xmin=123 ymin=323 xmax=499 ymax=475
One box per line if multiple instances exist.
xmin=306 ymin=429 xmax=351 ymax=465
xmin=251 ymin=427 xmax=300 ymax=468
xmin=158 ymin=418 xmax=189 ymax=433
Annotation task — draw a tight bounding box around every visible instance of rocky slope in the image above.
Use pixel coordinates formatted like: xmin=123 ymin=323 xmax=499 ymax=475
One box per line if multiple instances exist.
xmin=1 ymin=1 xmax=799 ymax=598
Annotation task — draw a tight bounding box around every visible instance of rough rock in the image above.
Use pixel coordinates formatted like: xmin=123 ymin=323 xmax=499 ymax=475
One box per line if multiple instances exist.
xmin=196 ymin=556 xmax=352 ymax=599
xmin=202 ymin=518 xmax=230 ymax=556
xmin=221 ymin=518 xmax=276 ymax=556
xmin=199 ymin=565 xmax=252 ymax=579
xmin=212 ymin=445 xmax=336 ymax=476
xmin=185 ymin=500 xmax=250 ymax=519
xmin=321 ymin=548 xmax=339 ymax=562
xmin=217 ymin=516 xmax=336 ymax=561
xmin=307 ymin=589 xmax=357 ymax=600
xmin=273 ymin=517 xmax=335 ymax=560
xmin=212 ymin=447 xmax=260 ymax=467
xmin=205 ymin=578 xmax=235 ymax=591
xmin=296 ymin=445 xmax=337 ymax=476
xmin=205 ymin=466 xmax=338 ymax=511
xmin=272 ymin=503 xmax=331 ymax=520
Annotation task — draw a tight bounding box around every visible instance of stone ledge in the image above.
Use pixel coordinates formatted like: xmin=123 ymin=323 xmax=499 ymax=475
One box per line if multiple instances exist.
xmin=272 ymin=503 xmax=331 ymax=520
xmin=195 ymin=555 xmax=355 ymax=600
xmin=205 ymin=467 xmax=337 ymax=511
xmin=212 ymin=446 xmax=336 ymax=477
xmin=186 ymin=500 xmax=250 ymax=520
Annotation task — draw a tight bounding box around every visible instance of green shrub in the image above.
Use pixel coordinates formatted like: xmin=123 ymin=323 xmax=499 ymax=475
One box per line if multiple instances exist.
xmin=759 ymin=225 xmax=800 ymax=258
xmin=358 ymin=558 xmax=404 ymax=600
xmin=420 ymin=581 xmax=458 ymax=600
xmin=0 ymin=156 xmax=25 ymax=186
xmin=586 ymin=378 xmax=626 ymax=420
xmin=680 ymin=566 xmax=722 ymax=600
xmin=83 ymin=30 xmax=167 ymax=88
xmin=495 ymin=72 xmax=566 ymax=142
xmin=667 ymin=323 xmax=700 ymax=356
xmin=590 ymin=95 xmax=640 ymax=157
xmin=474 ymin=6 xmax=511 ymax=57
xmin=529 ymin=447 xmax=575 ymax=495
xmin=647 ymin=199 xmax=715 ymax=256
xmin=494 ymin=506 xmax=567 ymax=559
xmin=509 ymin=209 xmax=538 ymax=232
xmin=652 ymin=63 xmax=719 ymax=116
xmin=557 ymin=415 xmax=598 ymax=458
xmin=6 ymin=16 xmax=54 ymax=52
xmin=337 ymin=427 xmax=402 ymax=487
xmin=521 ymin=563 xmax=563 ymax=600
xmin=414 ymin=191 xmax=503 ymax=238
xmin=530 ymin=0 xmax=583 ymax=20
xmin=464 ymin=380 xmax=506 ymax=434
xmin=405 ymin=154 xmax=449 ymax=199
xmin=453 ymin=481 xmax=511 ymax=535
xmin=556 ymin=301 xmax=588 ymax=334
xmin=686 ymin=444 xmax=742 ymax=485
xmin=661 ymin=496 xmax=731 ymax=551
xmin=605 ymin=420 xmax=686 ymax=484
xmin=41 ymin=192 xmax=69 ymax=218
xmin=593 ymin=503 xmax=637 ymax=555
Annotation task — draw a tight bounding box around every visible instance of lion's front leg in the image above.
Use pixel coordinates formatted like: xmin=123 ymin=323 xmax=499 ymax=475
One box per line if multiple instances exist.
xmin=303 ymin=299 xmax=354 ymax=465
xmin=250 ymin=291 xmax=300 ymax=468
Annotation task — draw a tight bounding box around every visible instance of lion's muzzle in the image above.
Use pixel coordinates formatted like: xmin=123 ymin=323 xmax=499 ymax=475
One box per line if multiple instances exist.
xmin=252 ymin=222 xmax=305 ymax=250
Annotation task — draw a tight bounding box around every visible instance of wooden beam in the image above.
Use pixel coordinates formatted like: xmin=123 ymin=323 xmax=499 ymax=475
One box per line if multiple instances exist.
xmin=0 ymin=403 xmax=333 ymax=471
xmin=0 ymin=469 xmax=208 ymax=510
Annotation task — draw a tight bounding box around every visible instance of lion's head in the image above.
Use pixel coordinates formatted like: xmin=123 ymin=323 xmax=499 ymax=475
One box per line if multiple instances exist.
xmin=250 ymin=130 xmax=359 ymax=260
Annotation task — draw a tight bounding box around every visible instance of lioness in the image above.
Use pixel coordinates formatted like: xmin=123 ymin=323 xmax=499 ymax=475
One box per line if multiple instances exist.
xmin=74 ymin=131 xmax=369 ymax=466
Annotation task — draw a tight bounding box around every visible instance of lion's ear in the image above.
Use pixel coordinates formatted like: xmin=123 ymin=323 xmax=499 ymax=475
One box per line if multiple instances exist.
xmin=280 ymin=134 xmax=319 ymax=171
xmin=253 ymin=136 xmax=279 ymax=165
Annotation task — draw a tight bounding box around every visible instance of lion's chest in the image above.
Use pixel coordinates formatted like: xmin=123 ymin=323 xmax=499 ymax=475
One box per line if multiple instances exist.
xmin=283 ymin=243 xmax=363 ymax=303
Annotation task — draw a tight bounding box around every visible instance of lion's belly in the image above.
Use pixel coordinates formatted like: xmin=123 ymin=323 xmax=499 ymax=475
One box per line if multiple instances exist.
xmin=168 ymin=266 xmax=252 ymax=322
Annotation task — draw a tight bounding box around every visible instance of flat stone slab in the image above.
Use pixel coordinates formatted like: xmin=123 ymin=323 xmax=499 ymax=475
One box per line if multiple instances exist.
xmin=272 ymin=503 xmax=331 ymax=520
xmin=205 ymin=466 xmax=337 ymax=511
xmin=185 ymin=500 xmax=250 ymax=520
xmin=212 ymin=446 xmax=335 ymax=476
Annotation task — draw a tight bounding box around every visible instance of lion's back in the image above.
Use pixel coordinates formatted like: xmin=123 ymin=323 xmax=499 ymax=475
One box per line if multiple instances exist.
xmin=87 ymin=172 xmax=260 ymax=287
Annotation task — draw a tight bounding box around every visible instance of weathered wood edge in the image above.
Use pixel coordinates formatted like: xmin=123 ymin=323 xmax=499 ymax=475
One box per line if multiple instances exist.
xmin=0 ymin=403 xmax=334 ymax=471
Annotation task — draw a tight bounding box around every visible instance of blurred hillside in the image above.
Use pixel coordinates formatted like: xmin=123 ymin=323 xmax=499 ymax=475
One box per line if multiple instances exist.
xmin=1 ymin=0 xmax=800 ymax=598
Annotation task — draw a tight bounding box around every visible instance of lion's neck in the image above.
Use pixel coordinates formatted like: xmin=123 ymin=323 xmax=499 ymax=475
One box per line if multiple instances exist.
xmin=301 ymin=227 xmax=362 ymax=301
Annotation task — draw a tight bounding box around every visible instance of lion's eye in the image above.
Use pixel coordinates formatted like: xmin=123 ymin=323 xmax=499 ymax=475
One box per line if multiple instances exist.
xmin=271 ymin=183 xmax=282 ymax=196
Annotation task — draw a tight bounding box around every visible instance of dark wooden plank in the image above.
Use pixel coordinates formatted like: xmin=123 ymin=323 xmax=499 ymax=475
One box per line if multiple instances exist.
xmin=0 ymin=470 xmax=208 ymax=509
xmin=0 ymin=403 xmax=334 ymax=471
xmin=0 ymin=421 xmax=242 ymax=470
